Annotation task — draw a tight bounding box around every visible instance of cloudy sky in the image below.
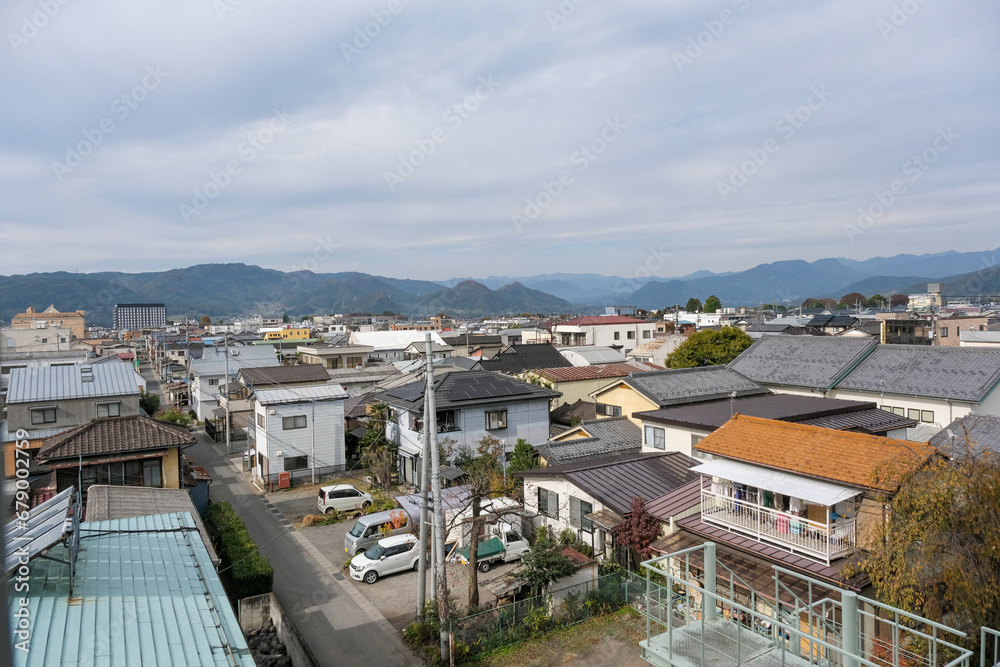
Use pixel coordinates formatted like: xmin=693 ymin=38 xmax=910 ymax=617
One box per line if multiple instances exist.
xmin=1 ymin=0 xmax=997 ymax=281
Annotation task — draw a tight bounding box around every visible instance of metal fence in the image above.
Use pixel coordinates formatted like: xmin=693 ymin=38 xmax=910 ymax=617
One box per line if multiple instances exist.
xmin=449 ymin=569 xmax=657 ymax=658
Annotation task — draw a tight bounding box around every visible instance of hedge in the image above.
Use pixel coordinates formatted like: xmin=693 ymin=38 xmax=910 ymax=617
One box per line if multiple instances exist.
xmin=207 ymin=501 xmax=274 ymax=600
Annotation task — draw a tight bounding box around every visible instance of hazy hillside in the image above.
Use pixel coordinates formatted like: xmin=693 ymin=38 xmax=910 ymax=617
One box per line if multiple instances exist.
xmin=416 ymin=281 xmax=573 ymax=316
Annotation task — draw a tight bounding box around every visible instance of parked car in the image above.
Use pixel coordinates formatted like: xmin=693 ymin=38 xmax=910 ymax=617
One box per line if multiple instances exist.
xmin=349 ymin=534 xmax=420 ymax=584
xmin=344 ymin=508 xmax=410 ymax=555
xmin=317 ymin=484 xmax=372 ymax=515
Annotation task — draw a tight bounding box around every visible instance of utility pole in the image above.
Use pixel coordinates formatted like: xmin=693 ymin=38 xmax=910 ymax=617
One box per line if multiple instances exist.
xmin=416 ymin=334 xmax=433 ymax=619
xmin=310 ymin=399 xmax=316 ymax=486
xmin=427 ymin=341 xmax=448 ymax=662
xmin=224 ymin=334 xmax=232 ymax=455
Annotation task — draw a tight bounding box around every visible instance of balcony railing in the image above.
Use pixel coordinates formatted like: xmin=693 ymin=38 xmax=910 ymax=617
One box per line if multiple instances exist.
xmin=700 ymin=488 xmax=856 ymax=565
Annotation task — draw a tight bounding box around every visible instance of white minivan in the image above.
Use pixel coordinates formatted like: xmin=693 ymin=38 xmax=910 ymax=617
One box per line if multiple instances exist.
xmin=317 ymin=484 xmax=372 ymax=515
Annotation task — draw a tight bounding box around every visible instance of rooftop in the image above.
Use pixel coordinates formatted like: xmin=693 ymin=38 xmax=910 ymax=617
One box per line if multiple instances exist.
xmin=533 ymin=361 xmax=659 ymax=383
xmin=379 ymin=370 xmax=560 ymax=411
xmin=38 ymin=415 xmax=196 ymax=463
xmin=538 ymin=416 xmax=641 ymax=464
xmin=928 ymin=413 xmax=1000 ymax=455
xmin=11 ymin=512 xmax=254 ymax=667
xmin=555 ymin=316 xmax=651 ymax=326
xmin=252 ymin=383 xmax=349 ymax=405
xmin=237 ymin=363 xmax=331 ymax=386
xmin=835 ymin=344 xmax=1000 ymax=403
xmin=6 ymin=363 xmax=140 ymax=403
xmin=694 ymin=415 xmax=936 ymax=492
xmin=728 ymin=335 xmax=877 ymax=390
xmin=557 ymin=345 xmax=627 ymax=365
xmin=478 ymin=343 xmax=572 ymax=374
xmin=598 ymin=365 xmax=768 ymax=407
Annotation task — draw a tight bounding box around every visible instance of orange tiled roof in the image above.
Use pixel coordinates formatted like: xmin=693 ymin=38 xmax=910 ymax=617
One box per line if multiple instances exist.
xmin=694 ymin=414 xmax=936 ymax=492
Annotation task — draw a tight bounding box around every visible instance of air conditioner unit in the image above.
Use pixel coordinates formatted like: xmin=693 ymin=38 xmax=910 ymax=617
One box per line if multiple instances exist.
xmin=275 ymin=451 xmax=282 ymax=457
xmin=268 ymin=409 xmax=276 ymax=415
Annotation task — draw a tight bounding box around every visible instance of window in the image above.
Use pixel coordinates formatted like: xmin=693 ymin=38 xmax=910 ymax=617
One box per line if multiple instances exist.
xmin=642 ymin=330 xmax=651 ymax=339
xmin=892 ymin=407 xmax=905 ymax=416
xmin=645 ymin=425 xmax=665 ymax=450
xmin=40 ymin=338 xmax=48 ymax=344
xmin=921 ymin=410 xmax=934 ymax=423
xmin=284 ymin=455 xmax=308 ymax=471
xmin=208 ymin=378 xmax=219 ymax=386
xmin=5 ymin=338 xmax=12 ymax=348
xmin=31 ymin=408 xmax=57 ymax=425
xmin=486 ymin=409 xmax=507 ymax=430
xmin=538 ymin=488 xmax=559 ymax=517
xmin=940 ymin=327 xmax=948 ymax=337
xmin=283 ymin=415 xmax=307 ymax=430
xmin=97 ymin=402 xmax=121 ymax=417
xmin=256 ymin=413 xmax=265 ymax=428
xmin=596 ymin=403 xmax=621 ymax=417
xmin=613 ymin=331 xmax=620 ymax=340
xmin=907 ymin=408 xmax=921 ymax=421
xmin=691 ymin=434 xmax=704 ymax=449
xmin=569 ymin=497 xmax=594 ymax=532
xmin=627 ymin=331 xmax=635 ymax=340
xmin=142 ymin=460 xmax=162 ymax=487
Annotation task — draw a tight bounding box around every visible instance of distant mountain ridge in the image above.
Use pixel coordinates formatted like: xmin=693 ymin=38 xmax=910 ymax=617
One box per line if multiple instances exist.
xmin=4 ymin=247 xmax=998 ymax=326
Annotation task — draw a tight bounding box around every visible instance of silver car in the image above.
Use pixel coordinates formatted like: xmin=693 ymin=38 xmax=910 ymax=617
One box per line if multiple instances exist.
xmin=317 ymin=484 xmax=372 ymax=515
xmin=349 ymin=534 xmax=419 ymax=584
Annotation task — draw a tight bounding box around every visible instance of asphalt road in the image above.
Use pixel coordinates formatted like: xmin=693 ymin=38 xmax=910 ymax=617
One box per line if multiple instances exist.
xmin=142 ymin=363 xmax=416 ymax=666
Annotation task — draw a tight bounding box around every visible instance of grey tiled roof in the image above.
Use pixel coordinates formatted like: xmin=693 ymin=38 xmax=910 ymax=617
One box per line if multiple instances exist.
xmin=929 ymin=414 xmax=1000 ymax=454
xmin=478 ymin=344 xmax=572 ymax=374
xmin=38 ymin=415 xmax=196 ymax=461
xmin=835 ymin=345 xmax=1000 ymax=402
xmin=623 ymin=366 xmax=769 ymax=407
xmin=377 ymin=370 xmax=560 ymax=411
xmin=728 ymin=335 xmax=877 ymax=390
xmin=539 ymin=416 xmax=641 ymax=464
xmin=238 ymin=364 xmax=331 ymax=386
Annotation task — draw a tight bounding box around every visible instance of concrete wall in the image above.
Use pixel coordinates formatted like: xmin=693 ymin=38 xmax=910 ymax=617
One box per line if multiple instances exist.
xmin=239 ymin=593 xmax=318 ymax=667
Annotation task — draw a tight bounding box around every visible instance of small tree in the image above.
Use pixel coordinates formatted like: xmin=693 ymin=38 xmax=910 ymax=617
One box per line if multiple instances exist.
xmin=664 ymin=326 xmax=753 ymax=369
xmin=459 ymin=435 xmax=506 ymax=608
xmin=359 ymin=403 xmax=396 ymax=488
xmin=281 ymin=312 xmax=290 ymax=323
xmin=612 ymin=497 xmax=662 ymax=570
xmin=703 ymin=295 xmax=722 ymax=313
xmin=140 ymin=393 xmax=161 ymax=416
xmin=156 ymin=408 xmax=193 ymax=426
xmin=520 ymin=528 xmax=579 ymax=596
xmin=865 ymin=294 xmax=888 ymax=309
xmin=890 ymin=293 xmax=910 ymax=308
xmin=840 ymin=292 xmax=866 ymax=309
xmin=685 ymin=297 xmax=702 ymax=312
xmin=199 ymin=315 xmax=211 ymax=328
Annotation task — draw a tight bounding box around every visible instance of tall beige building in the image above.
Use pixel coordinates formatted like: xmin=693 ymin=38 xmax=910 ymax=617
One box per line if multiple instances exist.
xmin=12 ymin=305 xmax=87 ymax=340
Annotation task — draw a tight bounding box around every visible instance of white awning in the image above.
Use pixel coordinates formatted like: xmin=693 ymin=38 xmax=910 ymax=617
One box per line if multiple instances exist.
xmin=691 ymin=459 xmax=859 ymax=507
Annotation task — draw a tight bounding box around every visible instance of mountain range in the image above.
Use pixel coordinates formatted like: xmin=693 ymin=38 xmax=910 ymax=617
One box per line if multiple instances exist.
xmin=2 ymin=247 xmax=998 ymax=326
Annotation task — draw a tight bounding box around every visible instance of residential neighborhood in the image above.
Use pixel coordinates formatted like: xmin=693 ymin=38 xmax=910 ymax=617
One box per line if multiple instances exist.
xmin=3 ymin=285 xmax=1000 ymax=666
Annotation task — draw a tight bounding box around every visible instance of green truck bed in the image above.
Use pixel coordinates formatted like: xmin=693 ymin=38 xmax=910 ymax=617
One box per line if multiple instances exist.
xmin=457 ymin=536 xmax=504 ymax=562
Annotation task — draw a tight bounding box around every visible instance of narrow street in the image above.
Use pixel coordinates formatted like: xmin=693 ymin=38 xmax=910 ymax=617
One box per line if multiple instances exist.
xmin=141 ymin=363 xmax=417 ymax=666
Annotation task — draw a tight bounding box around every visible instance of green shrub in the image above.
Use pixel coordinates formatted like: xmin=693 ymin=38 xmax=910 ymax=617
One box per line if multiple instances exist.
xmin=558 ymin=528 xmax=576 ymax=546
xmin=207 ymin=501 xmax=274 ymax=600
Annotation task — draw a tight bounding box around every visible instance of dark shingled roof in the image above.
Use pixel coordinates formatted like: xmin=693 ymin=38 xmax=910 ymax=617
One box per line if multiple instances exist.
xmin=928 ymin=414 xmax=1000 ymax=455
xmin=237 ymin=364 xmax=331 ymax=386
xmin=635 ymin=393 xmax=916 ymax=435
xmin=550 ymin=399 xmax=598 ymax=426
xmin=728 ymin=335 xmax=877 ymax=390
xmin=376 ymin=370 xmax=560 ymax=411
xmin=38 ymin=416 xmax=196 ymax=462
xmin=537 ymin=416 xmax=641 ymax=464
xmin=646 ymin=479 xmax=702 ymax=521
xmin=608 ymin=366 xmax=769 ymax=408
xmin=478 ymin=343 xmax=572 ymax=374
xmin=517 ymin=451 xmax=699 ymax=515
xmin=834 ymin=344 xmax=1000 ymax=403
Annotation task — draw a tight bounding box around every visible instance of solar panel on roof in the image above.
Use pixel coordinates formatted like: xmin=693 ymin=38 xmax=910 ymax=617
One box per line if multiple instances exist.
xmin=4 ymin=486 xmax=76 ymax=573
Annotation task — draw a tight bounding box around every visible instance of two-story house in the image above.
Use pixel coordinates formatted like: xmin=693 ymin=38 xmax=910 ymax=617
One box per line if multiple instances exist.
xmin=378 ymin=370 xmax=560 ymax=486
xmin=552 ymin=316 xmax=656 ymax=353
xmin=634 ymin=393 xmax=916 ymax=457
xmin=188 ymin=346 xmax=280 ymax=421
xmin=590 ymin=365 xmax=769 ymax=425
xmin=298 ymin=342 xmax=375 ymax=369
xmin=3 ymin=363 xmax=141 ymax=479
xmin=248 ymin=383 xmax=349 ymax=487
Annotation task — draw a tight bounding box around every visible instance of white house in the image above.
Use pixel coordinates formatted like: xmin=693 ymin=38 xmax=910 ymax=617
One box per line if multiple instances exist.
xmin=188 ymin=346 xmax=280 ymax=421
xmin=552 ymin=316 xmax=656 ymax=353
xmin=248 ymin=383 xmax=348 ymax=487
xmin=350 ymin=330 xmax=447 ymax=363
xmin=378 ymin=370 xmax=560 ymax=486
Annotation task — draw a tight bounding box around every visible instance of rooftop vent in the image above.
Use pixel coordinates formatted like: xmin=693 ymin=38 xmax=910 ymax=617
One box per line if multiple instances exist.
xmin=80 ymin=367 xmax=93 ymax=382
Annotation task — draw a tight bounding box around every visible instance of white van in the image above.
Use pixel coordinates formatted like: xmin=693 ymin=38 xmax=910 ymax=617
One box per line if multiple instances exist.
xmin=344 ymin=509 xmax=411 ymax=556
xmin=317 ymin=484 xmax=372 ymax=515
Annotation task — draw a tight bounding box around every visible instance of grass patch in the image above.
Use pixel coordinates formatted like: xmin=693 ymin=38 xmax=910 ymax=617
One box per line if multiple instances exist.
xmin=472 ymin=606 xmax=644 ymax=666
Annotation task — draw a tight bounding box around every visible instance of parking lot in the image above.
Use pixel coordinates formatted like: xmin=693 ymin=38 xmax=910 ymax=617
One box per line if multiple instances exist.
xmin=266 ymin=484 xmax=522 ymax=632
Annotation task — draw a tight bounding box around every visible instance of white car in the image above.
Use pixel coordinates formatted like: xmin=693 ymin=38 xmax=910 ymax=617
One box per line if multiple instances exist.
xmin=349 ymin=534 xmax=419 ymax=584
xmin=317 ymin=484 xmax=372 ymax=515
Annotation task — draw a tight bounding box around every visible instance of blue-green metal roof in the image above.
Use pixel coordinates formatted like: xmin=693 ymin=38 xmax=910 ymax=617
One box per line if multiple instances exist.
xmin=11 ymin=512 xmax=254 ymax=666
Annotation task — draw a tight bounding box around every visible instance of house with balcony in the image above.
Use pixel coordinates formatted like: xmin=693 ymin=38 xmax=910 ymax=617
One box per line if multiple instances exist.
xmin=676 ymin=414 xmax=936 ymax=568
xmin=552 ymin=316 xmax=656 ymax=353
xmin=517 ymin=450 xmax=698 ymax=559
xmin=188 ymin=345 xmax=280 ymax=421
xmin=298 ymin=342 xmax=374 ymax=369
xmin=247 ymin=383 xmax=349 ymax=487
xmin=590 ymin=365 xmax=769 ymax=426
xmin=634 ymin=393 xmax=917 ymax=458
xmin=378 ymin=370 xmax=560 ymax=486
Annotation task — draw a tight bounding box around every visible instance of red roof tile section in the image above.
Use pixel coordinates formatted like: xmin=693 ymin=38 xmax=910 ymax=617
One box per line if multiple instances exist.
xmin=694 ymin=414 xmax=936 ymax=492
